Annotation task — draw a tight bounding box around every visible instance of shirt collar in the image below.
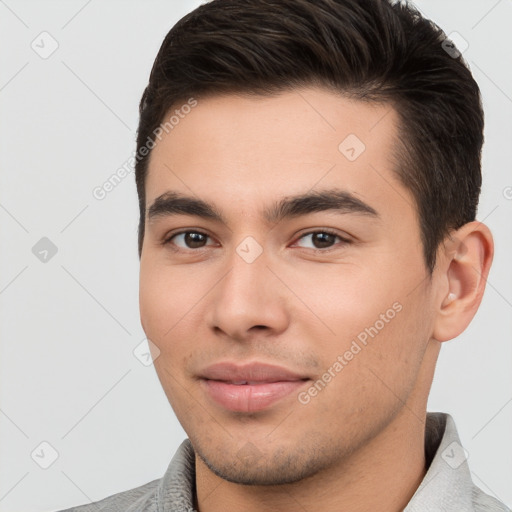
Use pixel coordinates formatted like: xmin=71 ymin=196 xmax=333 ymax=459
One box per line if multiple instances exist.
xmin=157 ymin=436 xmax=196 ymax=512
xmin=405 ymin=412 xmax=474 ymax=511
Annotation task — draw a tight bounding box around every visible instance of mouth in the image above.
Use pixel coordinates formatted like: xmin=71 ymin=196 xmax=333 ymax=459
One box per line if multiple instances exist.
xmin=198 ymin=362 xmax=311 ymax=413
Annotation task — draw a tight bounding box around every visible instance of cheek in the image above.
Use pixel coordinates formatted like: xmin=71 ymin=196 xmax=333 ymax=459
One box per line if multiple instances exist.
xmin=139 ymin=257 xmax=190 ymax=330
xmin=139 ymin=260 xmax=214 ymax=354
xmin=306 ymin=301 xmax=427 ymax=432
xmin=291 ymin=263 xmax=399 ymax=340
xmin=139 ymin=261 xmax=185 ymax=344
xmin=303 ymin=264 xmax=430 ymax=393
xmin=139 ymin=264 xmax=165 ymax=339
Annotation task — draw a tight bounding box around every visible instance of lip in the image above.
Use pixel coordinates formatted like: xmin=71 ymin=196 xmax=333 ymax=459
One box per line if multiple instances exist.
xmin=199 ymin=362 xmax=310 ymax=413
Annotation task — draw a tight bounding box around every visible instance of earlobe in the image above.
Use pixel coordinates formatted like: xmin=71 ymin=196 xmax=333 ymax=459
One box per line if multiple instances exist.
xmin=432 ymin=221 xmax=494 ymax=342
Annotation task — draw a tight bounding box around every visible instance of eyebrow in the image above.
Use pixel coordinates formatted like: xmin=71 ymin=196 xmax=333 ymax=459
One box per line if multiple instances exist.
xmin=147 ymin=188 xmax=379 ymax=225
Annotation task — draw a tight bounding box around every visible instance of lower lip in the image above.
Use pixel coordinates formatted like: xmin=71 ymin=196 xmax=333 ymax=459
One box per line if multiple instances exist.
xmin=201 ymin=379 xmax=308 ymax=413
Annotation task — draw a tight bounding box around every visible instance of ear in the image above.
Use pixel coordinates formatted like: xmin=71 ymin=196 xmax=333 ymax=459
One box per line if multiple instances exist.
xmin=432 ymin=221 xmax=494 ymax=342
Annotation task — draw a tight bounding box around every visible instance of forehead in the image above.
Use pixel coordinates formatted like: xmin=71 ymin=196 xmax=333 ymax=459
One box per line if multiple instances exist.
xmin=145 ymin=87 xmax=413 ymax=221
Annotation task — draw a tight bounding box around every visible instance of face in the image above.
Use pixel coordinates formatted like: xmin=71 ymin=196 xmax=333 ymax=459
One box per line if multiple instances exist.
xmin=139 ymin=87 xmax=438 ymax=485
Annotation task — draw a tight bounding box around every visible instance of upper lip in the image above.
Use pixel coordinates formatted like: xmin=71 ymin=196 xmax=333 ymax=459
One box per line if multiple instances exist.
xmin=199 ymin=362 xmax=309 ymax=383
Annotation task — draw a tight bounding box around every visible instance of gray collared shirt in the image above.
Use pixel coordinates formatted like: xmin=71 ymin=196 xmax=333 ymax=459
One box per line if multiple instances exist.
xmin=55 ymin=412 xmax=510 ymax=511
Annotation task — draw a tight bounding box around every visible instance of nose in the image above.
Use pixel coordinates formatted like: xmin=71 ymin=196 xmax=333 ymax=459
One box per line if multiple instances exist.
xmin=207 ymin=243 xmax=290 ymax=343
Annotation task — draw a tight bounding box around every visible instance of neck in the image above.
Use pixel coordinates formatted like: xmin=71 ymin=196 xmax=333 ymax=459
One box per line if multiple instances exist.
xmin=194 ymin=406 xmax=428 ymax=512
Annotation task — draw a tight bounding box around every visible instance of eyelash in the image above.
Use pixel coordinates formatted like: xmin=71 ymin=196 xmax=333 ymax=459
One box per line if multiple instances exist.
xmin=162 ymin=228 xmax=352 ymax=254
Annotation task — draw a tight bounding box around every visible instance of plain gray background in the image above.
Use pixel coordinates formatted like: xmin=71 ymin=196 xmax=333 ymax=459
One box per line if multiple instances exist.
xmin=0 ymin=1 xmax=511 ymax=510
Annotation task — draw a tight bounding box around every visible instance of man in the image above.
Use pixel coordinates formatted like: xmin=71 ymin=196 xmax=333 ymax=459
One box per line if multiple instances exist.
xmin=56 ymin=0 xmax=509 ymax=510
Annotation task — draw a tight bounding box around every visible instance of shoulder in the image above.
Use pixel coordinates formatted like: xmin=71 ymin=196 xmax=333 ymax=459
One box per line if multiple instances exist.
xmin=51 ymin=439 xmax=196 ymax=512
xmin=52 ymin=477 xmax=160 ymax=512
xmin=472 ymin=485 xmax=511 ymax=512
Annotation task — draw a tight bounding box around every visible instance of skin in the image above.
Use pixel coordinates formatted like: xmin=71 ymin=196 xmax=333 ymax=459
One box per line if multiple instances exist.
xmin=139 ymin=87 xmax=493 ymax=512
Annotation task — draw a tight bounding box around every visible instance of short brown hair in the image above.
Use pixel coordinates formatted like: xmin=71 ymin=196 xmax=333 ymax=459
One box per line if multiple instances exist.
xmin=135 ymin=0 xmax=484 ymax=272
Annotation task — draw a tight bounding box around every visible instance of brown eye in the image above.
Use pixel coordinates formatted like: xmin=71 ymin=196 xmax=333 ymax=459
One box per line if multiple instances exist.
xmin=165 ymin=231 xmax=212 ymax=250
xmin=294 ymin=230 xmax=350 ymax=251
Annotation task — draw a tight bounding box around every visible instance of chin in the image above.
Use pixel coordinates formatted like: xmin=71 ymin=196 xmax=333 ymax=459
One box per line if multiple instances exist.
xmin=194 ymin=440 xmax=330 ymax=486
